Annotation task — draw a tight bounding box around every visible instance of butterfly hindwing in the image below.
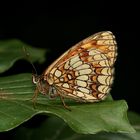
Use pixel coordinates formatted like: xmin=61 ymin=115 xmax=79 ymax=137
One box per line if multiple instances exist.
xmin=44 ymin=31 xmax=117 ymax=102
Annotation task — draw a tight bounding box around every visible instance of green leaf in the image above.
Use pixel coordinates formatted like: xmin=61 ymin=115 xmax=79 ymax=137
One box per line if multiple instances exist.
xmin=0 ymin=73 xmax=135 ymax=134
xmin=12 ymin=112 xmax=140 ymax=140
xmin=0 ymin=39 xmax=46 ymax=73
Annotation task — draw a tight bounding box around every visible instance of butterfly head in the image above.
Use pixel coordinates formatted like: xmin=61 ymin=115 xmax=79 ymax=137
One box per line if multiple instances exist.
xmin=32 ymin=74 xmax=49 ymax=95
xmin=32 ymin=74 xmax=41 ymax=84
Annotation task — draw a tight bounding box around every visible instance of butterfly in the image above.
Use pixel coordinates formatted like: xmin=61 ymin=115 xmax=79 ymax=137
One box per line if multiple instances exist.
xmin=32 ymin=31 xmax=117 ymax=110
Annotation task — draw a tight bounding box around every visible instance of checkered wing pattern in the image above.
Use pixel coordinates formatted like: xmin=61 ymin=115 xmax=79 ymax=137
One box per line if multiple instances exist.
xmin=44 ymin=31 xmax=117 ymax=102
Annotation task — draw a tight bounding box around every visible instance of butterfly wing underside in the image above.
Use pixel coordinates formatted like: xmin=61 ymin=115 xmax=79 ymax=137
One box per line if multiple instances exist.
xmin=44 ymin=31 xmax=117 ymax=102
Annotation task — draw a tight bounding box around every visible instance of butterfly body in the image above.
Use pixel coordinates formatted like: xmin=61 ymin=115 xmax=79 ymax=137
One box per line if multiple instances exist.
xmin=33 ymin=31 xmax=117 ymax=108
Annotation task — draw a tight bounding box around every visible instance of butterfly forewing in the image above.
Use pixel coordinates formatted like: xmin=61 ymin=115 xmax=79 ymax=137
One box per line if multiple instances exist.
xmin=43 ymin=31 xmax=117 ymax=102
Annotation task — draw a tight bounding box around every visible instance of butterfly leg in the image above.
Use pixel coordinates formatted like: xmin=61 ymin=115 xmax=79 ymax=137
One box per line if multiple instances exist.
xmin=52 ymin=86 xmax=71 ymax=110
xmin=32 ymin=87 xmax=39 ymax=109
xmin=59 ymin=95 xmax=71 ymax=111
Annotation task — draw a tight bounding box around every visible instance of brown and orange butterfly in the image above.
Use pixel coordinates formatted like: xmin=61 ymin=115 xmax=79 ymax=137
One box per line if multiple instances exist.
xmin=32 ymin=31 xmax=117 ymax=110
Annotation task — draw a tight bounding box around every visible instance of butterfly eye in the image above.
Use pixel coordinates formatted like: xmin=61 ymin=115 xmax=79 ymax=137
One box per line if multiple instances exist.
xmin=32 ymin=74 xmax=39 ymax=84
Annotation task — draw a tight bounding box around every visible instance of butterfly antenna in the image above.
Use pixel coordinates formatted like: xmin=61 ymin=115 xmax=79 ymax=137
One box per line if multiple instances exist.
xmin=22 ymin=46 xmax=38 ymax=75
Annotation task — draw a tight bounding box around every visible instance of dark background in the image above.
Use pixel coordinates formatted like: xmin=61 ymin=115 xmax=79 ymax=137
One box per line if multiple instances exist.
xmin=0 ymin=1 xmax=140 ymax=139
